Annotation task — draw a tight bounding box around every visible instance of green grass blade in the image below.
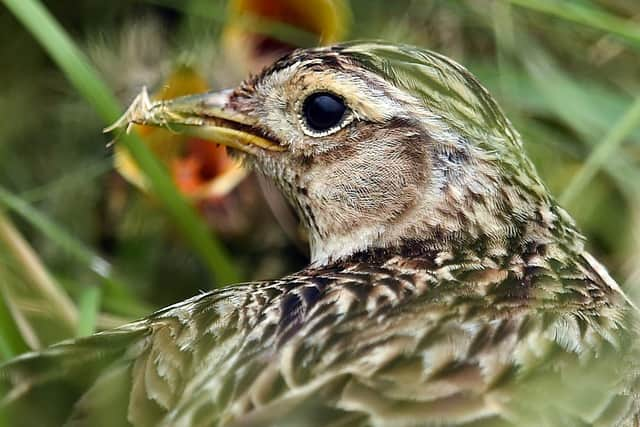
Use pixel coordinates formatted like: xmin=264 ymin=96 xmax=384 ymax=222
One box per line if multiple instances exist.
xmin=2 ymin=0 xmax=239 ymax=285
xmin=506 ymin=0 xmax=640 ymax=49
xmin=560 ymin=95 xmax=640 ymax=206
xmin=19 ymin=160 xmax=111 ymax=203
xmin=0 ymin=288 xmax=29 ymax=361
xmin=0 ymin=187 xmax=109 ymax=276
xmin=76 ymin=285 xmax=101 ymax=337
xmin=0 ymin=186 xmax=149 ymax=318
xmin=0 ymin=210 xmax=77 ymax=332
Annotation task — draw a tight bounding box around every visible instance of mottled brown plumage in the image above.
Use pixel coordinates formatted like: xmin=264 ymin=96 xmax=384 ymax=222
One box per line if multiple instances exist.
xmin=2 ymin=42 xmax=639 ymax=427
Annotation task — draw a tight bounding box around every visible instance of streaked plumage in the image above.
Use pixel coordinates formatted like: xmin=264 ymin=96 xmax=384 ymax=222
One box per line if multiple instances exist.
xmin=2 ymin=42 xmax=639 ymax=427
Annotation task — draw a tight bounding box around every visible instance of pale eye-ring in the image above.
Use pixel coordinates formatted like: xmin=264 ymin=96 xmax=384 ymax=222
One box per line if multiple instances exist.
xmin=301 ymin=92 xmax=351 ymax=136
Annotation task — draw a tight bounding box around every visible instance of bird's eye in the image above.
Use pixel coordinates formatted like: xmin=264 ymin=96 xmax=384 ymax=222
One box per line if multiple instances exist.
xmin=302 ymin=92 xmax=348 ymax=135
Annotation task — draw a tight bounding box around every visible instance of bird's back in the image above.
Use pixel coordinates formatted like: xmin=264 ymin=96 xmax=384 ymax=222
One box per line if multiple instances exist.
xmin=2 ymin=245 xmax=638 ymax=427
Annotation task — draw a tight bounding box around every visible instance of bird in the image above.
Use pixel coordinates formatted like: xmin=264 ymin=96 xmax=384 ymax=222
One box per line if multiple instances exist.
xmin=1 ymin=41 xmax=639 ymax=427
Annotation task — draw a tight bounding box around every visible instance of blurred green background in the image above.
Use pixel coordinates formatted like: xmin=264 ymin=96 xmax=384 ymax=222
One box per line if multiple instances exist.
xmin=0 ymin=0 xmax=639 ymax=363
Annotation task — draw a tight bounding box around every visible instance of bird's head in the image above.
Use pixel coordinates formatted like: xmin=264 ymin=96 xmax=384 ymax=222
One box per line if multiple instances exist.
xmin=110 ymin=42 xmax=580 ymax=265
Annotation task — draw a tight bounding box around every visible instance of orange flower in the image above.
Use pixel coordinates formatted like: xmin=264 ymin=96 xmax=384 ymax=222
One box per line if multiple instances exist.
xmin=114 ymin=66 xmax=246 ymax=201
xmin=223 ymin=0 xmax=349 ymax=73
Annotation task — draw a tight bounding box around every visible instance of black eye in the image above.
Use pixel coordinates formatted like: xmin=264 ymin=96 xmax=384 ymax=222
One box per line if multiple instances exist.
xmin=302 ymin=92 xmax=347 ymax=133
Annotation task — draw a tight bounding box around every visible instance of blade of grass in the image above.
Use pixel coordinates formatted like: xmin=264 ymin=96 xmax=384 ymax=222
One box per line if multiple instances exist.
xmin=0 ymin=393 xmax=6 ymax=427
xmin=0 ymin=211 xmax=77 ymax=331
xmin=0 ymin=186 xmax=150 ymax=318
xmin=76 ymin=285 xmax=101 ymax=336
xmin=0 ymin=187 xmax=111 ymax=279
xmin=19 ymin=159 xmax=111 ymax=203
xmin=560 ymin=95 xmax=640 ymax=206
xmin=506 ymin=0 xmax=640 ymax=49
xmin=0 ymin=287 xmax=30 ymax=361
xmin=491 ymin=1 xmax=516 ymax=101
xmin=477 ymin=30 xmax=640 ymax=205
xmin=0 ymin=279 xmax=41 ymax=351
xmin=2 ymin=0 xmax=239 ymax=285
xmin=472 ymin=59 xmax=640 ymax=143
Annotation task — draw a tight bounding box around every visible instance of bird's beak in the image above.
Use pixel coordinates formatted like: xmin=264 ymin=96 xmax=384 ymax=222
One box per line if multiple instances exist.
xmin=106 ymin=87 xmax=284 ymax=154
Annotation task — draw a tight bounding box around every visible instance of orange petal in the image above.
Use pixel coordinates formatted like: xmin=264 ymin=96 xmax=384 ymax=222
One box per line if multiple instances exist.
xmin=223 ymin=0 xmax=350 ymax=73
xmin=114 ymin=66 xmax=247 ymax=200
